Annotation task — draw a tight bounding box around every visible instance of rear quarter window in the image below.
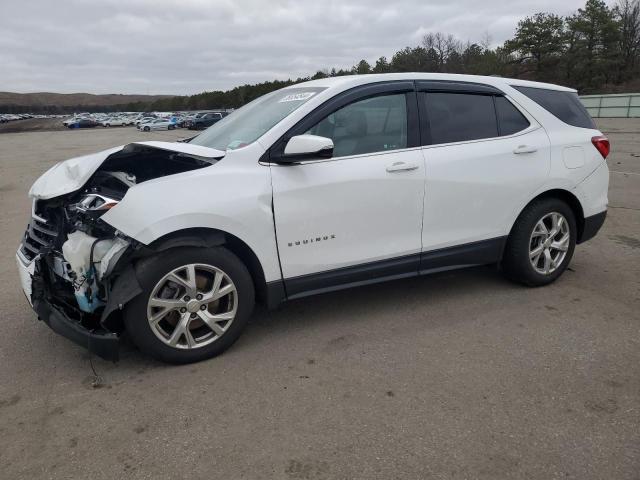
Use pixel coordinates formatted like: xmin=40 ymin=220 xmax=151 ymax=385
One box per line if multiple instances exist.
xmin=495 ymin=96 xmax=530 ymax=135
xmin=513 ymin=86 xmax=595 ymax=129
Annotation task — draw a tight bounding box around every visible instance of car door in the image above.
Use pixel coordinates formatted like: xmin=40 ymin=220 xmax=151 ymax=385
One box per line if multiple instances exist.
xmin=417 ymin=82 xmax=551 ymax=266
xmin=269 ymin=82 xmax=426 ymax=297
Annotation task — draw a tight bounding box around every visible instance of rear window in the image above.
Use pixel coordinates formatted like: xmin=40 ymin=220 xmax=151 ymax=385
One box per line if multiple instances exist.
xmin=513 ymin=86 xmax=595 ymax=129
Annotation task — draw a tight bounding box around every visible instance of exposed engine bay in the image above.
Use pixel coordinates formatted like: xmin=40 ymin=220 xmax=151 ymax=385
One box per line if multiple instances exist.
xmin=19 ymin=144 xmax=220 ymax=357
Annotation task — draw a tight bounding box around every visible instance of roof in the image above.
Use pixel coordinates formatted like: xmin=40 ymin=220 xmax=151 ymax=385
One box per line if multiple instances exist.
xmin=288 ymin=73 xmax=576 ymax=93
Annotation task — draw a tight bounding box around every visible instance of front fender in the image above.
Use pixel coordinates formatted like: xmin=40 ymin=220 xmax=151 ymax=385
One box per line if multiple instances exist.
xmin=101 ymin=158 xmax=281 ymax=282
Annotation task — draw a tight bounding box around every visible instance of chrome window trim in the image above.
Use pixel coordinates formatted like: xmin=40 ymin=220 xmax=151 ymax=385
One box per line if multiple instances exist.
xmin=420 ymin=125 xmax=543 ymax=150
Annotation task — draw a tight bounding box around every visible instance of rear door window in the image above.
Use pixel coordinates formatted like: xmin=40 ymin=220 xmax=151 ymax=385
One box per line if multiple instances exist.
xmin=512 ymin=86 xmax=595 ymax=129
xmin=424 ymin=92 xmax=498 ymax=144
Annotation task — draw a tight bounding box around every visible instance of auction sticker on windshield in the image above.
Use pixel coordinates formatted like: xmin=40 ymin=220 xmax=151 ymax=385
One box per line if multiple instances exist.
xmin=279 ymin=92 xmax=316 ymax=103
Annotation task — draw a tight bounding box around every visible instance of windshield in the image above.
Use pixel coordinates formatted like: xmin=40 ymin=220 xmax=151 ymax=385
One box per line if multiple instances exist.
xmin=190 ymin=87 xmax=326 ymax=151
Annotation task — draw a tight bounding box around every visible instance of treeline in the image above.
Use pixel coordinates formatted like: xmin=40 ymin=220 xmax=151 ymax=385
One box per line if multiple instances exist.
xmin=5 ymin=0 xmax=639 ymax=114
xmin=143 ymin=0 xmax=639 ymax=112
xmin=0 ymin=103 xmax=138 ymax=115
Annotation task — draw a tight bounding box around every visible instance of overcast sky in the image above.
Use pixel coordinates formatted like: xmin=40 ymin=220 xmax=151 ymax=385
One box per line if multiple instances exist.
xmin=0 ymin=0 xmax=592 ymax=95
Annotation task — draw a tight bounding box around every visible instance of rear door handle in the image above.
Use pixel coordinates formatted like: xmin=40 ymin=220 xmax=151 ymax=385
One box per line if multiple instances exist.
xmin=386 ymin=161 xmax=419 ymax=172
xmin=513 ymin=145 xmax=537 ymax=154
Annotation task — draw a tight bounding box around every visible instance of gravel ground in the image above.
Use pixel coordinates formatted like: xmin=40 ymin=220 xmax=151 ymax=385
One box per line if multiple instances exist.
xmin=0 ymin=121 xmax=638 ymax=479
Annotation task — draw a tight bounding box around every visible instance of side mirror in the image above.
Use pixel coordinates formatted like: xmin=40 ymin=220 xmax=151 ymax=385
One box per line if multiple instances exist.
xmin=277 ymin=134 xmax=334 ymax=163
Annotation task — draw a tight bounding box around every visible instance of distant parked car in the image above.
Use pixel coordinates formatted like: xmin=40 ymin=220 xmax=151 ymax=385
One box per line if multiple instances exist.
xmin=101 ymin=118 xmax=127 ymax=127
xmin=67 ymin=119 xmax=99 ymax=129
xmin=185 ymin=112 xmax=215 ymax=129
xmin=138 ymin=119 xmax=176 ymax=131
xmin=63 ymin=117 xmax=79 ymax=127
xmin=177 ymin=115 xmax=194 ymax=128
xmin=187 ymin=112 xmax=223 ymax=130
xmin=135 ymin=116 xmax=156 ymax=126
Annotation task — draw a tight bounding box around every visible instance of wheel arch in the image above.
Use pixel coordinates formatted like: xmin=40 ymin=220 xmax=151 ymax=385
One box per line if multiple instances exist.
xmin=101 ymin=226 xmax=274 ymax=332
xmin=145 ymin=227 xmax=270 ymax=306
xmin=511 ymin=188 xmax=586 ymax=242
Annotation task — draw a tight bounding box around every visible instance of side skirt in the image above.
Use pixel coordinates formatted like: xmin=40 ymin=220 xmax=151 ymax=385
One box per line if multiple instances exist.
xmin=286 ymin=253 xmax=421 ymax=301
xmin=266 ymin=236 xmax=507 ymax=307
xmin=419 ymin=236 xmax=507 ymax=274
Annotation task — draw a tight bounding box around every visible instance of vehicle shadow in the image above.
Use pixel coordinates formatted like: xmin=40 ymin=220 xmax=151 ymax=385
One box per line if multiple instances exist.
xmin=117 ymin=264 xmax=515 ymax=363
xmin=247 ymin=265 xmax=513 ymax=340
xmin=108 ymin=264 xmax=523 ymax=371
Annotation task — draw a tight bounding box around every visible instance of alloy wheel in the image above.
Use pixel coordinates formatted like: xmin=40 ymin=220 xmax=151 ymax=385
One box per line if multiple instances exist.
xmin=529 ymin=212 xmax=570 ymax=275
xmin=146 ymin=263 xmax=238 ymax=349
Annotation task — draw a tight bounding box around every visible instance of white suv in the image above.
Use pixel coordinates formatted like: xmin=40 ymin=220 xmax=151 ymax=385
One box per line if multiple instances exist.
xmin=17 ymin=73 xmax=609 ymax=363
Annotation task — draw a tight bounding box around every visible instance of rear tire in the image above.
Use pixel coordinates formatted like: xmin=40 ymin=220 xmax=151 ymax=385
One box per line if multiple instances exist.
xmin=124 ymin=246 xmax=255 ymax=364
xmin=502 ymin=198 xmax=576 ymax=286
xmin=143 ymin=126 xmax=150 ymax=131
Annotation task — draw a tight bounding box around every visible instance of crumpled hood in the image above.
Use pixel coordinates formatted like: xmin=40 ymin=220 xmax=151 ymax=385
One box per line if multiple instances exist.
xmin=29 ymin=141 xmax=225 ymax=200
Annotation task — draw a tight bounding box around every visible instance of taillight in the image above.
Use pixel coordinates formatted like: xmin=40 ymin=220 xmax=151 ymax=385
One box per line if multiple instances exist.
xmin=591 ymin=135 xmax=610 ymax=159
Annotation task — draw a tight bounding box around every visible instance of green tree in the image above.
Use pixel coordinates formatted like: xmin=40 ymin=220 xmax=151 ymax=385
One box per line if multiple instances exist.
xmin=354 ymin=59 xmax=372 ymax=74
xmin=614 ymin=0 xmax=640 ymax=81
xmin=390 ymin=46 xmax=430 ymax=71
xmin=372 ymin=56 xmax=391 ymax=73
xmin=503 ymin=13 xmax=566 ymax=80
xmin=565 ymin=0 xmax=621 ymax=90
xmin=311 ymin=70 xmax=329 ymax=80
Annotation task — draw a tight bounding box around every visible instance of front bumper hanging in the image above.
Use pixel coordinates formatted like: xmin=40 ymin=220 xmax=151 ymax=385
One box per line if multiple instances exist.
xmin=17 ymin=252 xmax=121 ymax=362
xmin=34 ymin=299 xmax=120 ymax=362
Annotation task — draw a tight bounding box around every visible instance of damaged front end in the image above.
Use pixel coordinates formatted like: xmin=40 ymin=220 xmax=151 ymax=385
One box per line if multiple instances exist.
xmin=17 ymin=141 xmax=224 ymax=361
xmin=18 ymin=183 xmax=134 ymax=362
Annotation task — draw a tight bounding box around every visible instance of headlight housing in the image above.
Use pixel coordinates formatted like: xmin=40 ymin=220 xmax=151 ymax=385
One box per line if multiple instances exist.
xmin=71 ymin=193 xmax=119 ymax=213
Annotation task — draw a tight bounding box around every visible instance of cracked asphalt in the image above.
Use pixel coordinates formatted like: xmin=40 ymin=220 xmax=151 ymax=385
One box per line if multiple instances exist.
xmin=0 ymin=120 xmax=638 ymax=479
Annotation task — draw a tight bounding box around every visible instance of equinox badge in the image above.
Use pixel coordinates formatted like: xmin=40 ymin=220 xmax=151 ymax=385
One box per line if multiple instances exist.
xmin=288 ymin=234 xmax=336 ymax=247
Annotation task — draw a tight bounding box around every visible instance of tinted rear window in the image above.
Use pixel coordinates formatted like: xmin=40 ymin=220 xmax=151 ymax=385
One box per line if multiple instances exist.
xmin=425 ymin=92 xmax=498 ymax=144
xmin=513 ymin=86 xmax=595 ymax=129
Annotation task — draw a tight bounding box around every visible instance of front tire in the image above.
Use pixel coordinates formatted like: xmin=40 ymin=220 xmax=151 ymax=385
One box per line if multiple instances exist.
xmin=143 ymin=126 xmax=150 ymax=131
xmin=124 ymin=247 xmax=255 ymax=363
xmin=502 ymin=198 xmax=576 ymax=286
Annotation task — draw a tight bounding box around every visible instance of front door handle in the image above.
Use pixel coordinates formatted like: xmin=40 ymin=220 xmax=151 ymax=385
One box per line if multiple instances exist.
xmin=513 ymin=145 xmax=538 ymax=154
xmin=386 ymin=161 xmax=419 ymax=173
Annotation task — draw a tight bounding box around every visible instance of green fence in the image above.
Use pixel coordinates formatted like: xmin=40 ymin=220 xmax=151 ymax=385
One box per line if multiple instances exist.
xmin=580 ymin=93 xmax=640 ymax=118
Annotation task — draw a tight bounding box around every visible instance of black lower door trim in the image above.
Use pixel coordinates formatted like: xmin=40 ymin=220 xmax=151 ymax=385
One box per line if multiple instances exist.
xmin=281 ymin=236 xmax=507 ymax=302
xmin=286 ymin=253 xmax=421 ymax=300
xmin=419 ymin=236 xmax=507 ymax=274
